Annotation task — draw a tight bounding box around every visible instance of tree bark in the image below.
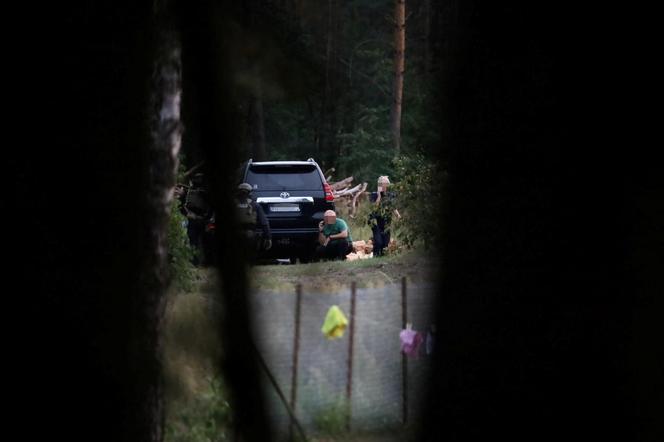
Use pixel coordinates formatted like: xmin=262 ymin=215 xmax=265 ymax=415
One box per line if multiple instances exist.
xmin=249 ymin=73 xmax=267 ymax=161
xmin=179 ymin=1 xmax=272 ymax=440
xmin=330 ymin=176 xmax=354 ymax=190
xmin=318 ymin=0 xmax=339 ymax=166
xmin=244 ymin=0 xmax=268 ymax=161
xmin=390 ymin=0 xmax=406 ymax=153
xmin=14 ymin=2 xmax=172 ymax=441
xmin=424 ymin=0 xmax=431 ymax=75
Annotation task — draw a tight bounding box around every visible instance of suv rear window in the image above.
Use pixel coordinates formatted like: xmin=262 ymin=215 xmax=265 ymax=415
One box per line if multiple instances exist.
xmin=246 ymin=165 xmax=322 ymax=190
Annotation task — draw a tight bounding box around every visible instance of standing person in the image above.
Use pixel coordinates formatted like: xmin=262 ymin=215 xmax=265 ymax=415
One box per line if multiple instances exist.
xmin=315 ymin=210 xmax=353 ymax=261
xmin=183 ymin=173 xmax=213 ymax=265
xmin=368 ymin=175 xmax=401 ymax=257
xmin=235 ymin=183 xmax=272 ymax=254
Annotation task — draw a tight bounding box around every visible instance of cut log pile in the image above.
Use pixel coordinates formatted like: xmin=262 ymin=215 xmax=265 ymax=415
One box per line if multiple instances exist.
xmin=347 ymin=239 xmax=373 ymax=261
xmin=328 ymin=175 xmax=369 ymax=218
xmin=346 ymin=238 xmax=398 ymax=261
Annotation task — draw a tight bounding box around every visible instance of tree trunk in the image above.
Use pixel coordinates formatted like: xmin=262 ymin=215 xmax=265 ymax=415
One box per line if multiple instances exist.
xmin=243 ymin=0 xmax=267 ymax=161
xmin=419 ymin=1 xmax=642 ymax=441
xmin=318 ymin=0 xmax=338 ymax=166
xmin=179 ymin=1 xmax=272 ymax=439
xmin=14 ymin=2 xmax=172 ymax=441
xmin=249 ymin=73 xmax=267 ymax=161
xmin=391 ymin=0 xmax=406 ymax=153
xmin=141 ymin=6 xmax=184 ymax=440
xmin=424 ymin=0 xmax=431 ymax=75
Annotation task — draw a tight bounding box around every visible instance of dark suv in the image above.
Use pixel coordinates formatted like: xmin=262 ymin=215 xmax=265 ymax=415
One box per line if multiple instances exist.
xmin=239 ymin=158 xmax=335 ymax=262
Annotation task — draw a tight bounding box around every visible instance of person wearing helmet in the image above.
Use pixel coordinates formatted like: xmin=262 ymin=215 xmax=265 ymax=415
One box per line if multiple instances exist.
xmin=368 ymin=175 xmax=401 ymax=256
xmin=235 ymin=182 xmax=272 ymax=252
xmin=183 ymin=173 xmax=213 ymax=265
xmin=315 ymin=209 xmax=353 ymax=261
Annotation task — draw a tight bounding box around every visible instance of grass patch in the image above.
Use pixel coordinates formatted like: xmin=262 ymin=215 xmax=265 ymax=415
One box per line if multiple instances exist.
xmin=249 ymin=249 xmax=436 ymax=293
xmin=162 ymin=283 xmax=233 ymax=442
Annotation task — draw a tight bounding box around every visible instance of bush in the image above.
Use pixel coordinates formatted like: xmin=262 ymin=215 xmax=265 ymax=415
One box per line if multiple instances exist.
xmin=313 ymin=398 xmax=349 ymax=437
xmin=165 ymin=377 xmax=233 ymax=442
xmin=390 ymin=154 xmax=445 ymax=250
xmin=167 ymin=160 xmax=199 ymax=292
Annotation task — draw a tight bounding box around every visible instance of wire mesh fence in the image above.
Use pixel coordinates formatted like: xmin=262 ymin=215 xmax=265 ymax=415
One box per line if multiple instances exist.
xmin=248 ymin=278 xmax=437 ymax=440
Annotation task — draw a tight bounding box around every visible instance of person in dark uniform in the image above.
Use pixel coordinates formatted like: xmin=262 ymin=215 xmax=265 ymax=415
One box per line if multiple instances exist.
xmin=368 ymin=175 xmax=401 ymax=256
xmin=183 ymin=173 xmax=213 ymax=265
xmin=235 ymin=183 xmax=272 ymax=254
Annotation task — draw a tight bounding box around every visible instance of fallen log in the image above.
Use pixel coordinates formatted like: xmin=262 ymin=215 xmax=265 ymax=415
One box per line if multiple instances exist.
xmin=324 ymin=167 xmax=335 ymax=181
xmin=334 ymin=182 xmax=364 ymax=196
xmin=350 ymin=182 xmax=368 ymax=217
xmin=330 ymin=176 xmax=353 ymax=190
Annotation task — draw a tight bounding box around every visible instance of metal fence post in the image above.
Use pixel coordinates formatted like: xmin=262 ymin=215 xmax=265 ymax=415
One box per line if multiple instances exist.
xmin=290 ymin=283 xmax=302 ymax=440
xmin=401 ymin=276 xmax=408 ymax=426
xmin=346 ymin=281 xmax=357 ymax=432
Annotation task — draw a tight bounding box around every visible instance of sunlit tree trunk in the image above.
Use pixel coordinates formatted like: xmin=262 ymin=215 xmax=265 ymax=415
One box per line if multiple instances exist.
xmin=390 ymin=0 xmax=406 ymax=153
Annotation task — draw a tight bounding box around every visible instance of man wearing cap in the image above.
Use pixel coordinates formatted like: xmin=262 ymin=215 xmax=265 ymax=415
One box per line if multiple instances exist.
xmin=235 ymin=183 xmax=272 ymax=252
xmin=315 ymin=210 xmax=353 ymax=261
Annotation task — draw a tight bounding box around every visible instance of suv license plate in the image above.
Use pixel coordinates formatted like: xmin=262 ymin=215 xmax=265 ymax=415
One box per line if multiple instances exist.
xmin=270 ymin=204 xmax=300 ymax=212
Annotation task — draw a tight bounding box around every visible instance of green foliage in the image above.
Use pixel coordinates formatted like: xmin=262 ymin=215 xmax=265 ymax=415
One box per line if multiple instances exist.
xmin=390 ymin=153 xmax=445 ymax=250
xmin=167 ymin=159 xmax=198 ymax=292
xmin=341 ymin=198 xmax=375 ymax=244
xmin=336 ymin=104 xmax=394 ymax=184
xmin=313 ymin=398 xmax=349 ymax=437
xmin=165 ymin=377 xmax=233 ymax=442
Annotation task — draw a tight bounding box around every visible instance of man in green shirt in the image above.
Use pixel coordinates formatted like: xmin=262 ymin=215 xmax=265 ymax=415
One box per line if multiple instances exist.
xmin=315 ymin=209 xmax=353 ymax=261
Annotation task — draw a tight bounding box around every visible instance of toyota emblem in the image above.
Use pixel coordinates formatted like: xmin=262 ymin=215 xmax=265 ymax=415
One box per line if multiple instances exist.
xmin=280 ymin=192 xmax=290 ymax=198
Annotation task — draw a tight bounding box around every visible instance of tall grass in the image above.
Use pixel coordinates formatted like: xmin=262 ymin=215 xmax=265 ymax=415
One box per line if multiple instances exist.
xmin=163 ymin=283 xmax=233 ymax=442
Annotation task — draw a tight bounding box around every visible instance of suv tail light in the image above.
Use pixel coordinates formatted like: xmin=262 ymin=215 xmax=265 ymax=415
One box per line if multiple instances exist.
xmin=323 ymin=182 xmax=335 ymax=202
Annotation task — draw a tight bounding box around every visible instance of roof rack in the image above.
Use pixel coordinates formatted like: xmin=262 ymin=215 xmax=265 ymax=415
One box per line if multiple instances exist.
xmin=307 ymin=158 xmax=315 ymax=163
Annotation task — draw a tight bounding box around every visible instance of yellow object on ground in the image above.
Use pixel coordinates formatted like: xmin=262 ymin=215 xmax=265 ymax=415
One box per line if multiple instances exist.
xmin=321 ymin=305 xmax=349 ymax=339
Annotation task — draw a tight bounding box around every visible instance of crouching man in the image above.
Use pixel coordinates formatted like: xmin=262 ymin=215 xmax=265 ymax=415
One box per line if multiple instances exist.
xmin=315 ymin=210 xmax=353 ymax=261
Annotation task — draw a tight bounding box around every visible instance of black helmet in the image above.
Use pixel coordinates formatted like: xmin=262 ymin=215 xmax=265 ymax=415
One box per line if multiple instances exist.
xmin=237 ymin=182 xmax=253 ymax=195
xmin=191 ymin=172 xmax=205 ymax=187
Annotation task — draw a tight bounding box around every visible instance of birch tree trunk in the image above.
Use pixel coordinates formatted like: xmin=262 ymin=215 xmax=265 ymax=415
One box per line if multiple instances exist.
xmin=390 ymin=0 xmax=406 ymax=153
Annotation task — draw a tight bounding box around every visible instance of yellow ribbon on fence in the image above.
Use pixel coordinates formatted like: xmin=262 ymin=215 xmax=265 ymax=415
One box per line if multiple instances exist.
xmin=321 ymin=305 xmax=348 ymax=339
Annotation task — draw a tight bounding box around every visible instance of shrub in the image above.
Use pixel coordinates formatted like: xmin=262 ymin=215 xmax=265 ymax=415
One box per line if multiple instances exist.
xmin=390 ymin=154 xmax=446 ymax=250
xmin=165 ymin=377 xmax=233 ymax=442
xmin=313 ymin=398 xmax=349 ymax=437
xmin=167 ymin=160 xmax=199 ymax=292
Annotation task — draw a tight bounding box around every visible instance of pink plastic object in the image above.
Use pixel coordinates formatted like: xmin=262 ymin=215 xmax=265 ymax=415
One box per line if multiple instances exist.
xmin=400 ymin=328 xmax=423 ymax=357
